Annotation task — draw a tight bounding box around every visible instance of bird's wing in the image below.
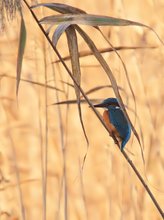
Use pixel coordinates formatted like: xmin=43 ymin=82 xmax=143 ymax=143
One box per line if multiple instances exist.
xmin=108 ymin=108 xmax=131 ymax=141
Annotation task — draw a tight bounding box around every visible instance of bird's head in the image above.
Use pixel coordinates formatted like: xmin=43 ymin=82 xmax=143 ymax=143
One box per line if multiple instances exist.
xmin=93 ymin=98 xmax=119 ymax=109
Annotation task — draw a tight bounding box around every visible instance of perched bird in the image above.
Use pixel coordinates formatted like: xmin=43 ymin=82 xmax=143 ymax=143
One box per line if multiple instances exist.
xmin=93 ymin=98 xmax=131 ymax=151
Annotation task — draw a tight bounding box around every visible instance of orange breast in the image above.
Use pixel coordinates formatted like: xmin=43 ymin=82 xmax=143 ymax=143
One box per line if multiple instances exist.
xmin=103 ymin=110 xmax=121 ymax=141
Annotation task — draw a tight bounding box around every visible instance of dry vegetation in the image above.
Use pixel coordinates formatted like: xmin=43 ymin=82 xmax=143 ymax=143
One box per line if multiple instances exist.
xmin=0 ymin=0 xmax=164 ymax=220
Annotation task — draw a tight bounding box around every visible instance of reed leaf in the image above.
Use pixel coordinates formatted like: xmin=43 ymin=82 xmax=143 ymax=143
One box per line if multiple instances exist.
xmin=39 ymin=13 xmax=163 ymax=45
xmin=16 ymin=15 xmax=26 ymax=95
xmin=31 ymin=3 xmax=86 ymax=14
xmin=40 ymin=14 xmax=146 ymax=26
xmin=53 ymin=45 xmax=156 ymax=63
xmin=66 ymin=26 xmax=89 ymax=144
xmin=52 ymin=23 xmax=70 ymax=47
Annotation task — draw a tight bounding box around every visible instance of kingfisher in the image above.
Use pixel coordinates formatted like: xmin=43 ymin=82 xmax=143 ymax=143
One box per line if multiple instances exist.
xmin=93 ymin=98 xmax=131 ymax=151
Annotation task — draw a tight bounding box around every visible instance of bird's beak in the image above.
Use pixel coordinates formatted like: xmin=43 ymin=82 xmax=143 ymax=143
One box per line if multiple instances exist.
xmin=93 ymin=102 xmax=105 ymax=108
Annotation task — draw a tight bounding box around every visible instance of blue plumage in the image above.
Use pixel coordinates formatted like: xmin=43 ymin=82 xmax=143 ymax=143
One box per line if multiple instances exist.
xmin=94 ymin=98 xmax=131 ymax=150
xmin=108 ymin=105 xmax=131 ymax=150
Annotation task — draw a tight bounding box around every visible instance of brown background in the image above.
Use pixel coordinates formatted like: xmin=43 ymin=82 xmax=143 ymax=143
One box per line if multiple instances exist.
xmin=0 ymin=0 xmax=164 ymax=219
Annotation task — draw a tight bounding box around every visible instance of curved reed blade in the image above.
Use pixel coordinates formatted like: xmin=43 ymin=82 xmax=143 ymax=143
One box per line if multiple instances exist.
xmin=59 ymin=82 xmax=126 ymax=99
xmin=40 ymin=13 xmax=163 ymax=45
xmin=53 ymin=45 xmax=157 ymax=63
xmin=39 ymin=14 xmax=148 ymax=26
xmin=52 ymin=23 xmax=70 ymax=47
xmin=16 ymin=15 xmax=26 ymax=95
xmin=0 ymin=74 xmax=63 ymax=92
xmin=66 ymin=26 xmax=89 ymax=145
xmin=84 ymin=85 xmax=124 ymax=95
xmin=31 ymin=3 xmax=86 ymax=14
xmin=53 ymin=99 xmax=103 ymax=106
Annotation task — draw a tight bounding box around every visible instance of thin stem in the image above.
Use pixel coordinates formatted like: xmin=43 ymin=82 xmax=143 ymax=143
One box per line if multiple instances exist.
xmin=122 ymin=150 xmax=164 ymax=218
xmin=50 ymin=57 xmax=68 ymax=220
xmin=43 ymin=40 xmax=48 ymax=220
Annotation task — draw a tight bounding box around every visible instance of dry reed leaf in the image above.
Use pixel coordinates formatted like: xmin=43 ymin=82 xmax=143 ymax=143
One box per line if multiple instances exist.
xmin=31 ymin=3 xmax=86 ymax=14
xmin=66 ymin=26 xmax=89 ymax=144
xmin=53 ymin=99 xmax=98 ymax=105
xmin=39 ymin=13 xmax=162 ymax=44
xmin=39 ymin=12 xmax=163 ymax=46
xmin=59 ymin=82 xmax=125 ymax=97
xmin=0 ymin=74 xmax=63 ymax=92
xmin=52 ymin=23 xmax=70 ymax=47
xmin=16 ymin=15 xmax=26 ymax=95
xmin=53 ymin=45 xmax=156 ymax=63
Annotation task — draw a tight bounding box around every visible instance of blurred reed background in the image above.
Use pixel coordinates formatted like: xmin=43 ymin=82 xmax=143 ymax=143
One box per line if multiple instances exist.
xmin=0 ymin=0 xmax=164 ymax=219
